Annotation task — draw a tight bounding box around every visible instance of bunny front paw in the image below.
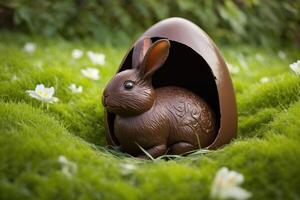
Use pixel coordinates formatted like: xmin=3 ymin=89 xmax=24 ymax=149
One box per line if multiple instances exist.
xmin=137 ymin=144 xmax=167 ymax=159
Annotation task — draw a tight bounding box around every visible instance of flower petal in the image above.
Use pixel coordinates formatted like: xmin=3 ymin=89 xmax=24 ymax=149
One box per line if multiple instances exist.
xmin=211 ymin=167 xmax=230 ymax=198
xmin=26 ymin=90 xmax=35 ymax=94
xmin=219 ymin=186 xmax=252 ymax=200
xmin=216 ymin=167 xmax=229 ymax=181
xmin=290 ymin=60 xmax=300 ymax=75
xmin=24 ymin=42 xmax=36 ymax=53
xmin=46 ymin=87 xmax=55 ymax=97
xmin=225 ymin=171 xmax=244 ymax=186
xmin=69 ymin=83 xmax=76 ymax=89
xmin=81 ymin=68 xmax=100 ymax=80
xmin=72 ymin=49 xmax=83 ymax=59
xmin=35 ymin=84 xmax=45 ymax=91
xmin=26 ymin=90 xmax=43 ymax=101
xmin=77 ymin=86 xmax=83 ymax=93
xmin=87 ymin=51 xmax=106 ymax=65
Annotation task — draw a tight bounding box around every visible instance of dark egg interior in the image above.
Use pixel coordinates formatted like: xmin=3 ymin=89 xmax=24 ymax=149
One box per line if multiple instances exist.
xmin=106 ymin=38 xmax=220 ymax=146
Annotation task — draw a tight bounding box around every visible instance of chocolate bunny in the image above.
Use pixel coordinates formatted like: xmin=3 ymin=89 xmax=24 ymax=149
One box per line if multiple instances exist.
xmin=103 ymin=38 xmax=217 ymax=158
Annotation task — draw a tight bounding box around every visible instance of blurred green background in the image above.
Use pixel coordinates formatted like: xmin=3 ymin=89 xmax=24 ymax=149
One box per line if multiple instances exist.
xmin=1 ymin=0 xmax=299 ymax=46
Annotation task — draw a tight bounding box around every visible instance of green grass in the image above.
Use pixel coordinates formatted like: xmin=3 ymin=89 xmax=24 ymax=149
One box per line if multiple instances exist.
xmin=0 ymin=32 xmax=300 ymax=200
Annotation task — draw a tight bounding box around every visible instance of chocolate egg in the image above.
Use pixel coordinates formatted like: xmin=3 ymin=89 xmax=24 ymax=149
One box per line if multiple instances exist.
xmin=104 ymin=17 xmax=237 ymax=151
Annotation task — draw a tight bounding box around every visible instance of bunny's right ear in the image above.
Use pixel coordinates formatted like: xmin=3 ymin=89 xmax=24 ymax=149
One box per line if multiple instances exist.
xmin=132 ymin=37 xmax=152 ymax=69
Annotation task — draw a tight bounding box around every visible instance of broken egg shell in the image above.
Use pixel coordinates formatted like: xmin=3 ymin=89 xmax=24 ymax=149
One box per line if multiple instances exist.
xmin=104 ymin=17 xmax=237 ymax=150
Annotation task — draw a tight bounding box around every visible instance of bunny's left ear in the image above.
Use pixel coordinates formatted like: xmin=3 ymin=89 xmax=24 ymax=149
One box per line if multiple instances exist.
xmin=132 ymin=37 xmax=152 ymax=69
xmin=140 ymin=39 xmax=170 ymax=80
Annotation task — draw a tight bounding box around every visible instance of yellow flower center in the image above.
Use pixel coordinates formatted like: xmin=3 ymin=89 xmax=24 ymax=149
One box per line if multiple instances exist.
xmin=38 ymin=90 xmax=49 ymax=98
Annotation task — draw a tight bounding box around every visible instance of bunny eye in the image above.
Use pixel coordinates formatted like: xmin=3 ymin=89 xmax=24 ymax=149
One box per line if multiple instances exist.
xmin=123 ymin=80 xmax=135 ymax=90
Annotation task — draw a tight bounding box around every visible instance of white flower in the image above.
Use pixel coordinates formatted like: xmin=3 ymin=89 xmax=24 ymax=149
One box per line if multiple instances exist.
xmin=72 ymin=49 xmax=83 ymax=59
xmin=120 ymin=163 xmax=136 ymax=175
xmin=26 ymin=84 xmax=59 ymax=103
xmin=69 ymin=83 xmax=83 ymax=93
xmin=87 ymin=51 xmax=106 ymax=65
xmin=277 ymin=51 xmax=286 ymax=60
xmin=81 ymin=68 xmax=100 ymax=80
xmin=255 ymin=54 xmax=265 ymax=62
xmin=211 ymin=167 xmax=252 ymax=200
xmin=11 ymin=74 xmax=18 ymax=81
xmin=290 ymin=60 xmax=300 ymax=75
xmin=260 ymin=77 xmax=270 ymax=84
xmin=24 ymin=42 xmax=36 ymax=53
xmin=58 ymin=155 xmax=77 ymax=177
xmin=227 ymin=63 xmax=240 ymax=74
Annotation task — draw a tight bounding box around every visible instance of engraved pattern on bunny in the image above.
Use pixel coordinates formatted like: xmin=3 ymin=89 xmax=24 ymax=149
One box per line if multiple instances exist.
xmin=167 ymin=89 xmax=214 ymax=136
xmin=102 ymin=37 xmax=217 ymax=158
xmin=174 ymin=101 xmax=201 ymax=129
xmin=200 ymin=108 xmax=214 ymax=133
